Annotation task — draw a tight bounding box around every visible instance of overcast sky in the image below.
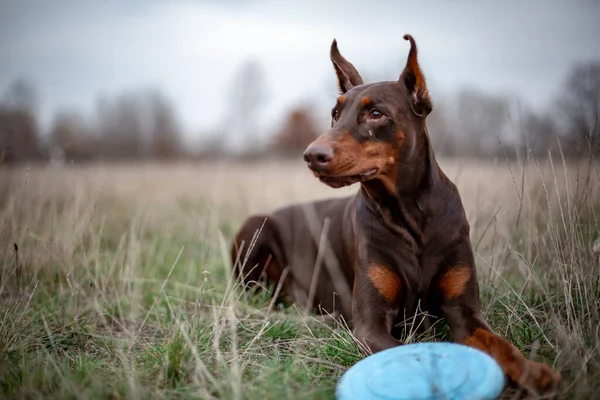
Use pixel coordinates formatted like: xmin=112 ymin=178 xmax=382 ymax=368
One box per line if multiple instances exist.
xmin=1 ymin=0 xmax=599 ymax=141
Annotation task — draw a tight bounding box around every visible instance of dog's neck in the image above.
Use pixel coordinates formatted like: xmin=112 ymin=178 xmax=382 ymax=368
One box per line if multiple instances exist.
xmin=360 ymin=123 xmax=441 ymax=247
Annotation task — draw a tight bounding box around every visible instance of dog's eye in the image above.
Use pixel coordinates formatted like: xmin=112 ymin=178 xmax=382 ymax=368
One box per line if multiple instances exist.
xmin=331 ymin=109 xmax=339 ymax=126
xmin=370 ymin=109 xmax=383 ymax=119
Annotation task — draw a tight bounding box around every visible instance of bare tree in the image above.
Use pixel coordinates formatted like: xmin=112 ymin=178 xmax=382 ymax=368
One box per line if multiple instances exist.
xmin=91 ymin=88 xmax=184 ymax=161
xmin=426 ymin=100 xmax=456 ymax=157
xmin=192 ymin=130 xmax=229 ymax=161
xmin=228 ymin=61 xmax=266 ymax=151
xmin=3 ymin=78 xmax=38 ymax=113
xmin=270 ymin=106 xmax=320 ymax=158
xmin=94 ymin=92 xmax=146 ymax=160
xmin=457 ymin=88 xmax=512 ymax=156
xmin=519 ymin=110 xmax=561 ymax=159
xmin=0 ymin=78 xmax=41 ymax=164
xmin=49 ymin=110 xmax=91 ymax=162
xmin=556 ymin=61 xmax=600 ymax=155
xmin=147 ymin=90 xmax=182 ymax=160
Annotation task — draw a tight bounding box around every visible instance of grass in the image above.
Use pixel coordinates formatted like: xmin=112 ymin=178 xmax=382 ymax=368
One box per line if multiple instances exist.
xmin=0 ymin=158 xmax=599 ymax=399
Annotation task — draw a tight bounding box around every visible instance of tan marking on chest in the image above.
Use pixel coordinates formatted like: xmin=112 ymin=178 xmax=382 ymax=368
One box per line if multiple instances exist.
xmin=368 ymin=264 xmax=401 ymax=304
xmin=439 ymin=265 xmax=471 ymax=299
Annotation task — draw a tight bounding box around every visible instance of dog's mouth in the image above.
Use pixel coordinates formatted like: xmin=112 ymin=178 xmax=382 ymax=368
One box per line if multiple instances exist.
xmin=316 ymin=168 xmax=379 ymax=188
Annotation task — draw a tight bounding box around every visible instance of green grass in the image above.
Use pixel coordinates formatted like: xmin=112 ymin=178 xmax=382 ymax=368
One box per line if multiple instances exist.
xmin=1 ymin=162 xmax=599 ymax=399
xmin=0 ymin=182 xmax=360 ymax=400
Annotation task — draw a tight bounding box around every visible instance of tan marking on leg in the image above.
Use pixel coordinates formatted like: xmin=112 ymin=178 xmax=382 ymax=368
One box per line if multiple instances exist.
xmin=439 ymin=265 xmax=471 ymax=299
xmin=461 ymin=328 xmax=563 ymax=395
xmin=368 ymin=264 xmax=401 ymax=304
xmin=462 ymin=328 xmax=523 ymax=379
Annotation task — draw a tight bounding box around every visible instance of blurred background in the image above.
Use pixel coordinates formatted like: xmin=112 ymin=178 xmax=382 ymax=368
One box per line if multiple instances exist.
xmin=1 ymin=0 xmax=599 ymax=166
xmin=1 ymin=3 xmax=600 ymax=398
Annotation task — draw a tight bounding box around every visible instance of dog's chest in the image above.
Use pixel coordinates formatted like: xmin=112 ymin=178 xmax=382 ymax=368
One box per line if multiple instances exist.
xmin=415 ymin=253 xmax=443 ymax=293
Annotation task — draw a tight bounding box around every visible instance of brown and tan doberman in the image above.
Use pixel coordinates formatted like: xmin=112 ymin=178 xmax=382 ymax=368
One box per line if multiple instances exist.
xmin=231 ymin=34 xmax=563 ymax=397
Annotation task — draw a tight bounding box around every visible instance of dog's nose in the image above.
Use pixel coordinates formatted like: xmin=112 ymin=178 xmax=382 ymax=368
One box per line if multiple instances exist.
xmin=303 ymin=144 xmax=334 ymax=171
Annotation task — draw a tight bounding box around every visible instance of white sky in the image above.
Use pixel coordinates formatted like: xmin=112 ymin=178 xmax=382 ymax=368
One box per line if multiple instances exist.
xmin=1 ymin=0 xmax=599 ymax=141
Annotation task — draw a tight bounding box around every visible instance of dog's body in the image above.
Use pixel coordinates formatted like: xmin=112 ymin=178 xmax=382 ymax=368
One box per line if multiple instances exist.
xmin=231 ymin=35 xmax=562 ymax=396
xmin=234 ymin=164 xmax=466 ymax=335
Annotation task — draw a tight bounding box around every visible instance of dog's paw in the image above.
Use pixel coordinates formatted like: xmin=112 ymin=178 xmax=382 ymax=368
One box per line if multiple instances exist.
xmin=518 ymin=360 xmax=565 ymax=397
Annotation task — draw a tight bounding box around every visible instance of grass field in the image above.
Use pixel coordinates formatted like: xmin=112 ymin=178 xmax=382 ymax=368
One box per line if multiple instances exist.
xmin=1 ymin=158 xmax=599 ymax=399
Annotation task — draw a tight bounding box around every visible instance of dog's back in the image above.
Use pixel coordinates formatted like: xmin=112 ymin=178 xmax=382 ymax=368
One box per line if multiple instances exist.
xmin=231 ymin=196 xmax=356 ymax=317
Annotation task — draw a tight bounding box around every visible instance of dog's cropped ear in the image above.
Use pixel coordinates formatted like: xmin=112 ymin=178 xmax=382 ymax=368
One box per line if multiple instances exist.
xmin=330 ymin=39 xmax=364 ymax=93
xmin=399 ymin=34 xmax=432 ymax=117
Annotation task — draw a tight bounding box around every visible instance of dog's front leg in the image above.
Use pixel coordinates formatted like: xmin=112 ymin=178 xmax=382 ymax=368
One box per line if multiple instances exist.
xmin=351 ymin=260 xmax=404 ymax=354
xmin=437 ymin=239 xmax=564 ymax=397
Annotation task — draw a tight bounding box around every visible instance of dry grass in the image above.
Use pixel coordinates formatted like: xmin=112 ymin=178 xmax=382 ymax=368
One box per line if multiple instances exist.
xmin=1 ymin=157 xmax=599 ymax=399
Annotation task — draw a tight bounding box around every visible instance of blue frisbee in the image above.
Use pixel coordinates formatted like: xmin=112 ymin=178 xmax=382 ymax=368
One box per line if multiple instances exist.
xmin=336 ymin=342 xmax=505 ymax=400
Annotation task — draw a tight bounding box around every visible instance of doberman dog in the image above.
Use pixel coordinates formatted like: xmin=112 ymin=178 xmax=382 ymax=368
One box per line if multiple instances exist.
xmin=231 ymin=35 xmax=563 ymax=397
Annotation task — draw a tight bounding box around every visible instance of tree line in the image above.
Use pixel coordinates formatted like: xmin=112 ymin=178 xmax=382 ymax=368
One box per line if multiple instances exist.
xmin=1 ymin=60 xmax=598 ymax=166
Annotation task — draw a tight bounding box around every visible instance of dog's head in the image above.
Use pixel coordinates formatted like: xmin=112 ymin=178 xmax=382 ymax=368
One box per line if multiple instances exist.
xmin=303 ymin=35 xmax=432 ymax=191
